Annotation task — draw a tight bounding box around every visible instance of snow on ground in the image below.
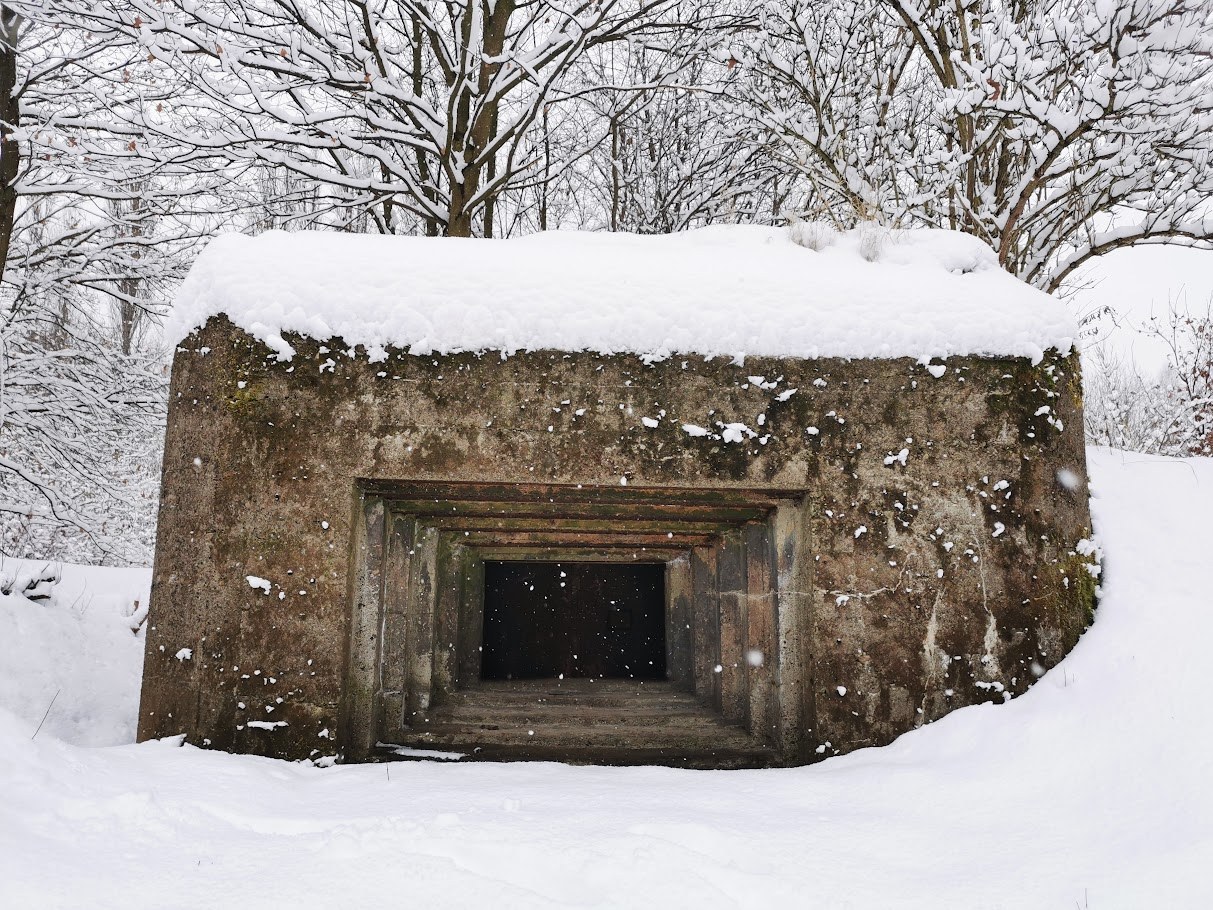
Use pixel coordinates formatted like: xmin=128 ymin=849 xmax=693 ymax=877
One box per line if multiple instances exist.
xmin=2 ymin=448 xmax=1211 ymax=908
xmin=169 ymin=226 xmax=1077 ymax=364
xmin=0 ymin=560 xmax=148 ymax=746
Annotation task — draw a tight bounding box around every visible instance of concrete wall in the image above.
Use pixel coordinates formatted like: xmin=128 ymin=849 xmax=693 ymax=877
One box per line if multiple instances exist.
xmin=139 ymin=316 xmax=1094 ymax=763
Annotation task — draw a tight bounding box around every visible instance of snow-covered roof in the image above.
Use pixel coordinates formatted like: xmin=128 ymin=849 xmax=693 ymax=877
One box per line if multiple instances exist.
xmin=168 ymin=225 xmax=1077 ymax=364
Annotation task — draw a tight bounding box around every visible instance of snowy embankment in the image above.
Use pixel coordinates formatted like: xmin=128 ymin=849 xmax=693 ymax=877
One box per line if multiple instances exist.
xmin=1 ymin=449 xmax=1210 ymax=908
xmin=0 ymin=560 xmax=148 ymax=745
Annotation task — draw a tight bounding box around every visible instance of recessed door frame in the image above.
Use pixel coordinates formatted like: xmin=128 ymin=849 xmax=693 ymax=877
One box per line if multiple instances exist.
xmin=341 ymin=480 xmax=815 ymax=763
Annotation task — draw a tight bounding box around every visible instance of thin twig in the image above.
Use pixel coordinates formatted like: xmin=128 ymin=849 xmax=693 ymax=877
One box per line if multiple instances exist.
xmin=32 ymin=688 xmax=60 ymax=740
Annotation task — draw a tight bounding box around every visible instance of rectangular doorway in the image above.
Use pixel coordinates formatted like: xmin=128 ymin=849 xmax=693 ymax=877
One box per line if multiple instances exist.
xmin=481 ymin=561 xmax=666 ymax=681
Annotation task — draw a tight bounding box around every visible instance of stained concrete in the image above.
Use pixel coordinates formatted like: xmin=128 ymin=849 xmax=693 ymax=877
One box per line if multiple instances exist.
xmin=139 ymin=316 xmax=1094 ymax=765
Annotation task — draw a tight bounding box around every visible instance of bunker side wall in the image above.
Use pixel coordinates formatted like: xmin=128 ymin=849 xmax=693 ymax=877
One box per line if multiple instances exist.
xmin=138 ymin=317 xmax=1093 ymax=763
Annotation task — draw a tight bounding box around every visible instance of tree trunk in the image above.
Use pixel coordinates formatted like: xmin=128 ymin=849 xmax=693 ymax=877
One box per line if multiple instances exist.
xmin=445 ymin=1 xmax=514 ymax=238
xmin=446 ymin=191 xmax=474 ymax=238
xmin=482 ymin=103 xmax=498 ymax=238
xmin=610 ymin=115 xmax=621 ymax=232
xmin=0 ymin=6 xmax=22 ymax=283
xmin=410 ymin=14 xmax=439 ymax=236
xmin=116 ymin=188 xmax=144 ymax=355
xmin=539 ymin=105 xmax=550 ymax=232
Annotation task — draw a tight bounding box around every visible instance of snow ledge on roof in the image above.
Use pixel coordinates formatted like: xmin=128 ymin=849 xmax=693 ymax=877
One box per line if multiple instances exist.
xmin=167 ymin=225 xmax=1077 ymax=365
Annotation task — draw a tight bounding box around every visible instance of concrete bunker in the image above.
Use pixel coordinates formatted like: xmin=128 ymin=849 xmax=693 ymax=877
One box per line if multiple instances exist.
xmin=139 ymin=227 xmax=1097 ymax=768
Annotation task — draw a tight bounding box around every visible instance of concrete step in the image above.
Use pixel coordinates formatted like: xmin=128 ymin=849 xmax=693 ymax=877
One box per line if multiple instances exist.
xmin=394 ymin=742 xmax=779 ymax=770
xmin=444 ymin=680 xmax=701 ymax=709
xmin=412 ymin=718 xmax=761 ymax=742
xmin=405 ymin=719 xmax=759 ymax=746
xmin=438 ymin=707 xmax=730 ymax=729
xmin=382 ymin=680 xmax=773 ymax=767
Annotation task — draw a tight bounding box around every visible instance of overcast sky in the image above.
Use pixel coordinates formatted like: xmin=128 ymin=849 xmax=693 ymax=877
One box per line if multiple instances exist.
xmin=1068 ymin=244 xmax=1213 ymax=375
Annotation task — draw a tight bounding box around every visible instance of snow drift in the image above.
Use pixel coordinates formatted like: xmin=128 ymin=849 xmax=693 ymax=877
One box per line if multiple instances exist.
xmin=0 ymin=560 xmax=148 ymax=746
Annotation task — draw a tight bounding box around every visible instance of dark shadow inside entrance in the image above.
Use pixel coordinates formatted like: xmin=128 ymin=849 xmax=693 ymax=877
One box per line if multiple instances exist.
xmin=481 ymin=561 xmax=666 ymax=681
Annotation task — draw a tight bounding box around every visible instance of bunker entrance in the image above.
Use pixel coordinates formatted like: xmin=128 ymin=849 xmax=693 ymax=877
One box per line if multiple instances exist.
xmin=481 ymin=561 xmax=666 ymax=681
xmin=348 ymin=480 xmax=809 ymax=765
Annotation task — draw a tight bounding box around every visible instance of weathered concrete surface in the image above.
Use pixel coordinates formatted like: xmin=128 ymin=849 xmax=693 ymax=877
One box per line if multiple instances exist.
xmin=139 ymin=316 xmax=1094 ymax=764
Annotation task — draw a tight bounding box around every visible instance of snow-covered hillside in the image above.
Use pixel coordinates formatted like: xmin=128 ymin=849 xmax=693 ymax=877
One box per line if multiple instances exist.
xmin=1 ymin=448 xmax=1210 ymax=909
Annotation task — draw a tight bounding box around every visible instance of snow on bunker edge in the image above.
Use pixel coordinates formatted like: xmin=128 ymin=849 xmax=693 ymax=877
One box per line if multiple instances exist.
xmin=166 ymin=225 xmax=1077 ymax=364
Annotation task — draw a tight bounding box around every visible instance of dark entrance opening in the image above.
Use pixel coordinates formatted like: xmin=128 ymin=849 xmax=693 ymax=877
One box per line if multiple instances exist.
xmin=481 ymin=561 xmax=666 ymax=681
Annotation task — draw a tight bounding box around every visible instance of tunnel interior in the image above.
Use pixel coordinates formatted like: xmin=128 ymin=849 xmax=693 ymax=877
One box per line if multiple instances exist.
xmin=480 ymin=560 xmax=667 ymax=681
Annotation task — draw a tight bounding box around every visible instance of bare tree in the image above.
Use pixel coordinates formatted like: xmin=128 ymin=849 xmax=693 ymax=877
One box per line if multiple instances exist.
xmin=738 ymin=0 xmax=1213 ymax=289
xmin=1144 ymin=304 xmax=1213 ymax=455
xmin=67 ymin=0 xmax=741 ymax=238
xmin=0 ymin=5 xmax=24 ymax=279
xmin=736 ymin=0 xmax=930 ymax=227
xmin=0 ymin=5 xmax=210 ymax=562
xmin=560 ymin=32 xmax=775 ymax=234
xmin=0 ymin=311 xmax=166 ymax=563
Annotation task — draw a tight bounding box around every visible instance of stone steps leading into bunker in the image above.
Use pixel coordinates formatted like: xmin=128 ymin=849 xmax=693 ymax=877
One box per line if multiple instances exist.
xmin=383 ymin=729 xmax=776 ymax=769
xmin=380 ymin=679 xmax=777 ymax=768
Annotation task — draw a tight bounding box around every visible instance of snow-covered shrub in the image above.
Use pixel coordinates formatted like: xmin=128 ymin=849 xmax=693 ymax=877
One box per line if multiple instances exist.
xmin=858 ymin=221 xmax=887 ymax=262
xmin=0 ymin=560 xmax=60 ymax=600
xmin=788 ymin=220 xmax=837 ymax=251
xmin=1085 ymin=302 xmax=1213 ymax=457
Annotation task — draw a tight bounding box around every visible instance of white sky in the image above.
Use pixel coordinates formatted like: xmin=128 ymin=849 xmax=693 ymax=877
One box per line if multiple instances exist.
xmin=1066 ymin=244 xmax=1213 ymax=375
